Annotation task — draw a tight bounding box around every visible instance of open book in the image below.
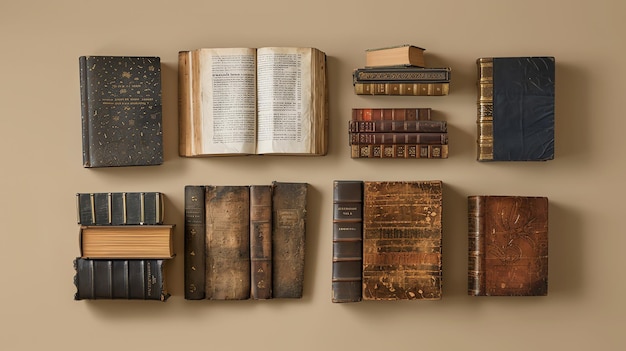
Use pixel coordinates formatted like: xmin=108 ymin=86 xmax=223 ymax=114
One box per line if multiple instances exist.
xmin=178 ymin=47 xmax=328 ymax=156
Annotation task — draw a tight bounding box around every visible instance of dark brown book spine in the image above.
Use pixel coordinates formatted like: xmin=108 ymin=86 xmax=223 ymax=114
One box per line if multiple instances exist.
xmin=351 ymin=108 xmax=431 ymax=121
xmin=468 ymin=196 xmax=549 ymax=296
xmin=250 ymin=185 xmax=273 ymax=299
xmin=350 ymin=132 xmax=448 ymax=145
xmin=476 ymin=58 xmax=494 ymax=161
xmin=272 ymin=182 xmax=307 ymax=298
xmin=351 ymin=144 xmax=448 ymax=159
xmin=362 ymin=181 xmax=443 ymax=300
xmin=348 ymin=120 xmax=446 ymax=133
xmin=354 ymin=82 xmax=449 ymax=96
xmin=332 ymin=181 xmax=363 ymax=303
xmin=76 ymin=192 xmax=164 ymax=225
xmin=184 ymin=186 xmax=206 ymax=300
xmin=205 ymin=186 xmax=251 ymax=300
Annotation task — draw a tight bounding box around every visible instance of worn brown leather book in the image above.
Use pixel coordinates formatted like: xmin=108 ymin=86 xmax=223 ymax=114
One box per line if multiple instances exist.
xmin=350 ymin=132 xmax=448 ymax=145
xmin=79 ymin=56 xmax=163 ymax=168
xmin=250 ymin=185 xmax=273 ymax=300
xmin=351 ymin=144 xmax=448 ymax=159
xmin=349 ymin=120 xmax=446 ymax=133
xmin=79 ymin=225 xmax=175 ymax=259
xmin=205 ymin=186 xmax=251 ymax=300
xmin=184 ymin=186 xmax=206 ymax=300
xmin=272 ymin=182 xmax=308 ymax=298
xmin=468 ymin=195 xmax=548 ymax=296
xmin=362 ymin=181 xmax=443 ymax=300
xmin=354 ymin=82 xmax=449 ymax=96
xmin=332 ymin=181 xmax=363 ymax=303
xmin=352 ymin=108 xmax=431 ymax=121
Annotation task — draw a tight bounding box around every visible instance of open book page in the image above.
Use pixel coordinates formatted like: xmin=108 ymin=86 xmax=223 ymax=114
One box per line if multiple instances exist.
xmin=198 ymin=48 xmax=257 ymax=155
xmin=256 ymin=47 xmax=313 ymax=154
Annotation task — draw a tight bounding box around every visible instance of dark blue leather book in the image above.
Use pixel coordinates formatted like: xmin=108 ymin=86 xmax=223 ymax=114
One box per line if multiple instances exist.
xmin=477 ymin=57 xmax=555 ymax=161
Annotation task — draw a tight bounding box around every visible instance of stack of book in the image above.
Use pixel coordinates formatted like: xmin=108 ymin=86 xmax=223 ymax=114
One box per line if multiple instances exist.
xmin=349 ymin=107 xmax=449 ymax=158
xmin=73 ymin=192 xmax=174 ymax=301
xmin=184 ymin=182 xmax=307 ymax=300
xmin=352 ymin=45 xmax=451 ymax=96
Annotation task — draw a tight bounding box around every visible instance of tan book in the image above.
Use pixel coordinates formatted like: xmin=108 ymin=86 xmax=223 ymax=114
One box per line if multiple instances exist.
xmin=79 ymin=225 xmax=175 ymax=259
xmin=362 ymin=181 xmax=443 ymax=300
xmin=365 ymin=44 xmax=425 ymax=68
xmin=354 ymin=82 xmax=449 ymax=96
xmin=178 ymin=47 xmax=328 ymax=157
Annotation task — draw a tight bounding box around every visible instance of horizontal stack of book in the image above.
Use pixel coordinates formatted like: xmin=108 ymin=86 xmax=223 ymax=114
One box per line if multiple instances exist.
xmin=349 ymin=107 xmax=449 ymax=158
xmin=352 ymin=45 xmax=451 ymax=96
xmin=73 ymin=192 xmax=174 ymax=301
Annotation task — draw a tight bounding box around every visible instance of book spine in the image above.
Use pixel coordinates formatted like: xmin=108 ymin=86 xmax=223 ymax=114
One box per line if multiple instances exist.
xmin=351 ymin=108 xmax=432 ymax=121
xmin=354 ymin=82 xmax=449 ymax=96
xmin=476 ymin=58 xmax=494 ymax=161
xmin=76 ymin=192 xmax=164 ymax=225
xmin=250 ymin=185 xmax=273 ymax=299
xmin=73 ymin=258 xmax=169 ymax=301
xmin=205 ymin=186 xmax=251 ymax=300
xmin=332 ymin=181 xmax=363 ymax=303
xmin=79 ymin=56 xmax=92 ymax=167
xmin=348 ymin=120 xmax=447 ymax=133
xmin=467 ymin=196 xmax=486 ymax=296
xmin=178 ymin=51 xmax=193 ymax=157
xmin=350 ymin=144 xmax=448 ymax=159
xmin=353 ymin=68 xmax=450 ymax=82
xmin=184 ymin=186 xmax=206 ymax=300
xmin=272 ymin=182 xmax=307 ymax=298
xmin=350 ymin=132 xmax=448 ymax=145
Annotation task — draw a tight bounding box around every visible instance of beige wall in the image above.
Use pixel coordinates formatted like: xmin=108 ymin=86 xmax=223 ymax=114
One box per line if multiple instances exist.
xmin=1 ymin=0 xmax=624 ymax=349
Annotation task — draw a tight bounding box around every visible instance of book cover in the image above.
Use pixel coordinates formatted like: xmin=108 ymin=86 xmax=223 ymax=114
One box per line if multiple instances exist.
xmin=74 ymin=258 xmax=170 ymax=301
xmin=362 ymin=181 xmax=443 ymax=300
xmin=272 ymin=182 xmax=308 ymax=298
xmin=354 ymin=82 xmax=449 ymax=96
xmin=178 ymin=47 xmax=328 ymax=156
xmin=332 ymin=181 xmax=363 ymax=303
xmin=351 ymin=144 xmax=448 ymax=159
xmin=250 ymin=185 xmax=273 ymax=300
xmin=79 ymin=225 xmax=175 ymax=259
xmin=468 ymin=195 xmax=548 ymax=296
xmin=353 ymin=67 xmax=450 ymax=83
xmin=349 ymin=120 xmax=447 ymax=133
xmin=352 ymin=108 xmax=432 ymax=121
xmin=476 ymin=57 xmax=555 ymax=161
xmin=365 ymin=44 xmax=425 ymax=68
xmin=76 ymin=192 xmax=164 ymax=225
xmin=79 ymin=56 xmax=163 ymax=168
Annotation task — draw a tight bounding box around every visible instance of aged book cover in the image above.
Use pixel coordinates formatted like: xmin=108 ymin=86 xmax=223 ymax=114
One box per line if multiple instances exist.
xmin=205 ymin=186 xmax=251 ymax=300
xmin=79 ymin=225 xmax=175 ymax=259
xmin=74 ymin=258 xmax=170 ymax=301
xmin=476 ymin=57 xmax=555 ymax=161
xmin=365 ymin=44 xmax=425 ymax=68
xmin=332 ymin=181 xmax=363 ymax=303
xmin=349 ymin=120 xmax=447 ymax=133
xmin=352 ymin=108 xmax=432 ymax=121
xmin=178 ymin=47 xmax=328 ymax=156
xmin=184 ymin=186 xmax=206 ymax=300
xmin=362 ymin=181 xmax=443 ymax=300
xmin=354 ymin=82 xmax=449 ymax=96
xmin=79 ymin=56 xmax=163 ymax=168
xmin=353 ymin=67 xmax=450 ymax=83
xmin=468 ymin=195 xmax=548 ymax=296
xmin=350 ymin=132 xmax=448 ymax=145
xmin=76 ymin=192 xmax=164 ymax=225
xmin=351 ymin=144 xmax=448 ymax=159
xmin=250 ymin=185 xmax=273 ymax=300
xmin=272 ymin=182 xmax=308 ymax=298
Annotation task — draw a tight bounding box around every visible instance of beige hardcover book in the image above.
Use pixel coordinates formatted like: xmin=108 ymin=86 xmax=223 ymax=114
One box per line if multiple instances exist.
xmin=365 ymin=44 xmax=425 ymax=68
xmin=178 ymin=47 xmax=327 ymax=156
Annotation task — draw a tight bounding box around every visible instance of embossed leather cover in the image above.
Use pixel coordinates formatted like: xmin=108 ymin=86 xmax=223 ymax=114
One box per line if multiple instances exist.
xmin=76 ymin=192 xmax=164 ymax=225
xmin=468 ymin=196 xmax=548 ymax=296
xmin=74 ymin=258 xmax=169 ymax=301
xmin=362 ymin=181 xmax=442 ymax=300
xmin=80 ymin=56 xmax=163 ymax=167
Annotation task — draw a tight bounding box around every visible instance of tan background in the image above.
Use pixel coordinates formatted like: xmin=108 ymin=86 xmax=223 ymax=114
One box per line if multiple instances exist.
xmin=1 ymin=0 xmax=624 ymax=349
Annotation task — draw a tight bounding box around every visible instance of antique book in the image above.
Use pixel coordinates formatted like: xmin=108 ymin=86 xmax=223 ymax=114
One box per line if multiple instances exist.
xmin=476 ymin=57 xmax=555 ymax=161
xmin=352 ymin=108 xmax=432 ymax=121
xmin=468 ymin=195 xmax=549 ymax=296
xmin=354 ymin=82 xmax=449 ymax=96
xmin=351 ymin=144 xmax=448 ymax=159
xmin=76 ymin=192 xmax=164 ymax=225
xmin=362 ymin=181 xmax=443 ymax=300
xmin=250 ymin=185 xmax=273 ymax=300
xmin=365 ymin=44 xmax=425 ymax=68
xmin=332 ymin=181 xmax=363 ymax=303
xmin=79 ymin=225 xmax=175 ymax=259
xmin=178 ymin=47 xmax=328 ymax=156
xmin=272 ymin=182 xmax=308 ymax=298
xmin=79 ymin=56 xmax=163 ymax=168
xmin=74 ymin=258 xmax=170 ymax=301
xmin=350 ymin=132 xmax=448 ymax=145
xmin=353 ymin=67 xmax=450 ymax=83
xmin=184 ymin=186 xmax=206 ymax=300
xmin=349 ymin=120 xmax=447 ymax=133
xmin=205 ymin=186 xmax=251 ymax=300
